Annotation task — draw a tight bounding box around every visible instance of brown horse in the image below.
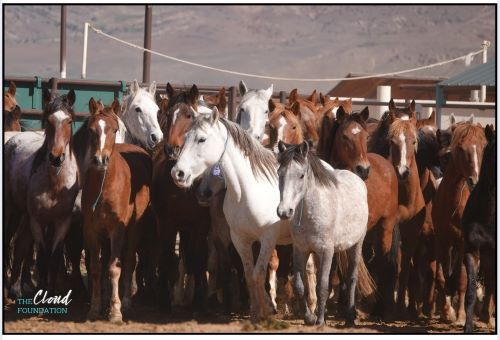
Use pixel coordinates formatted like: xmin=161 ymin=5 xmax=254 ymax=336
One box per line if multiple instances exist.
xmin=432 ymin=120 xmax=487 ymax=324
xmin=386 ymin=112 xmax=426 ymax=318
xmin=4 ymin=81 xmax=22 ymax=132
xmin=288 ymin=88 xmax=322 ymax=145
xmin=152 ymin=84 xmax=210 ymax=313
xmin=83 ymin=98 xmax=152 ymax=322
xmin=200 ymin=87 xmax=228 ymax=118
xmin=266 ymin=100 xmax=304 ymax=148
xmin=329 ymin=106 xmax=399 ymax=319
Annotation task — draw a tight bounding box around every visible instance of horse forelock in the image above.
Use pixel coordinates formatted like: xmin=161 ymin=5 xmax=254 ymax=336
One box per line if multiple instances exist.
xmin=388 ymin=119 xmax=417 ymax=144
xmin=450 ymin=123 xmax=486 ymax=150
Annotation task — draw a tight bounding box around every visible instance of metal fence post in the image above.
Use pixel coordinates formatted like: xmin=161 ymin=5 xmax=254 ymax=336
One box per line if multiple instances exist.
xmin=279 ymin=91 xmax=286 ymax=104
xmin=142 ymin=5 xmax=153 ymax=84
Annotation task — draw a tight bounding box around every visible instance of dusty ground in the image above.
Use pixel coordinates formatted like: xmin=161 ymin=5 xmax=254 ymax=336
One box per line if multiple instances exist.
xmin=3 ymin=299 xmax=495 ymax=334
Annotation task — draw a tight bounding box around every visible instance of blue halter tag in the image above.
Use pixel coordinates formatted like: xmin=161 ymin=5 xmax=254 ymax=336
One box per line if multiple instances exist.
xmin=212 ymin=164 xmax=222 ymax=177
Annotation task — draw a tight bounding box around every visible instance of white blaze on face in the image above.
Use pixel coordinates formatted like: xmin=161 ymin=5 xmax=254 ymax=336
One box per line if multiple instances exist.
xmin=351 ymin=126 xmax=361 ymax=135
xmin=332 ymin=106 xmax=339 ymax=119
xmin=472 ymin=144 xmax=479 ymax=178
xmin=277 ymin=116 xmax=286 ymax=141
xmin=398 ymin=132 xmax=407 ymax=175
xmin=98 ymin=119 xmax=107 ymax=152
xmin=401 ymin=115 xmax=409 ymax=121
xmin=53 ymin=110 xmax=69 ymax=122
xmin=172 ymin=108 xmax=180 ymax=125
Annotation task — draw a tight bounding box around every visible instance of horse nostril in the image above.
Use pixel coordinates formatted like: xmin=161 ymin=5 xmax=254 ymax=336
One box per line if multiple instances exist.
xmin=103 ymin=155 xmax=110 ymax=165
xmin=288 ymin=208 xmax=294 ymax=217
xmin=355 ymin=165 xmax=363 ymax=174
xmin=93 ymin=156 xmax=100 ymax=165
xmin=60 ymin=153 xmax=65 ymax=163
xmin=151 ymin=134 xmax=158 ymax=143
xmin=177 ymin=170 xmax=185 ymax=179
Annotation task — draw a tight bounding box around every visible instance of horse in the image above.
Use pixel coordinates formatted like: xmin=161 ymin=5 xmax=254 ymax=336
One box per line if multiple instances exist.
xmin=328 ymin=106 xmax=399 ymax=320
xmin=266 ymin=99 xmax=304 ymax=150
xmin=236 ymin=80 xmax=274 ymax=142
xmin=4 ymin=81 xmax=22 ymax=132
xmin=288 ymin=88 xmax=322 ymax=145
xmin=5 ymin=89 xmax=79 ymax=295
xmin=199 ymin=87 xmax=228 ymax=118
xmin=276 ymin=141 xmax=373 ymax=326
xmin=385 ymin=112 xmax=427 ymax=319
xmin=82 ymin=98 xmax=152 ymax=322
xmin=462 ymin=124 xmax=495 ymax=333
xmin=151 ymin=83 xmax=210 ymax=313
xmin=432 ymin=119 xmax=487 ymax=324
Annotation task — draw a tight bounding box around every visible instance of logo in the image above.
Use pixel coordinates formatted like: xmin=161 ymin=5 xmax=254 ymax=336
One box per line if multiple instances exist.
xmin=16 ymin=289 xmax=72 ymax=315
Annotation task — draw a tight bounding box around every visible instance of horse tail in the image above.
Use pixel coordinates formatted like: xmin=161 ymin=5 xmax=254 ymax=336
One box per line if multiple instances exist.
xmin=336 ymin=249 xmax=377 ymax=300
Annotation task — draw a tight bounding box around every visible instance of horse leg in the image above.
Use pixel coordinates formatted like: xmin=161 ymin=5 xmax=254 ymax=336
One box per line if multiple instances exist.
xmin=315 ymin=248 xmax=334 ymax=326
xmin=87 ymin=241 xmax=102 ymax=321
xmin=108 ymin=228 xmax=125 ymax=323
xmin=463 ymin=251 xmax=478 ymax=333
xmin=49 ymin=216 xmax=72 ymax=294
xmin=65 ymin=215 xmax=86 ymax=300
xmin=345 ymin=240 xmax=363 ymax=327
xmin=479 ymin=248 xmax=494 ymax=327
xmin=158 ymin=226 xmax=177 ymax=313
xmin=268 ymin=249 xmax=279 ymax=313
xmin=9 ymin=217 xmax=32 ymax=299
xmin=305 ymin=254 xmax=317 ymax=313
xmin=230 ymin=232 xmax=258 ymax=321
xmin=292 ymin=246 xmax=315 ymax=325
xmin=376 ymin=218 xmax=398 ymax=321
xmin=191 ymin=229 xmax=209 ymax=313
xmin=254 ymin=236 xmax=279 ymax=321
xmin=455 ymin=262 xmax=467 ymax=325
xmin=422 ymin=233 xmax=438 ymax=318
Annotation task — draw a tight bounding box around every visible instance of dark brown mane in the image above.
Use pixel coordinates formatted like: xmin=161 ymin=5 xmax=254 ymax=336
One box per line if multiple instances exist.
xmin=368 ymin=111 xmax=392 ymax=157
xmin=278 ymin=144 xmax=336 ymax=188
xmin=217 ymin=118 xmax=277 ymax=182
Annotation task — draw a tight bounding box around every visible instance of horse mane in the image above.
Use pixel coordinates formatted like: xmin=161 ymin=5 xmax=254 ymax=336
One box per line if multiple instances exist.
xmin=388 ymin=118 xmax=418 ymax=151
xmin=338 ymin=110 xmax=368 ymax=131
xmin=367 ymin=111 xmax=391 ymax=157
xmin=217 ymin=118 xmax=277 ymax=182
xmin=278 ymin=144 xmax=336 ymax=188
xmin=450 ymin=123 xmax=486 ymax=150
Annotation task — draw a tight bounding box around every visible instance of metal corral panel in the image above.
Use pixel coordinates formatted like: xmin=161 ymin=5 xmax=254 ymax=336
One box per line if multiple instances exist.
xmin=439 ymin=60 xmax=495 ymax=87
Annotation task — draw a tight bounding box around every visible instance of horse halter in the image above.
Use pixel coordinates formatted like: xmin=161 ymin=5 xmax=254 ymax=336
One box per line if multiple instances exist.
xmin=211 ymin=128 xmax=229 ymax=188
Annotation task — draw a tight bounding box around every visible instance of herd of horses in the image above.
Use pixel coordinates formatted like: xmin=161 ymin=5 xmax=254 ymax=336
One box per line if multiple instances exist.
xmin=3 ymin=79 xmax=496 ymax=333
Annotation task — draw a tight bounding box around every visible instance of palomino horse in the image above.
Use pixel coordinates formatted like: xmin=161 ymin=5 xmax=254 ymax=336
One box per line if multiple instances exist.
xmin=4 ymin=81 xmax=22 ymax=132
xmin=385 ymin=112 xmax=426 ymax=318
xmin=236 ymin=80 xmax=274 ymax=142
xmin=277 ymin=141 xmax=373 ymax=326
xmin=5 ymin=89 xmax=79 ymax=294
xmin=152 ymin=84 xmax=210 ymax=313
xmin=462 ymin=124 xmax=495 ymax=333
xmin=328 ymin=106 xmax=399 ymax=320
xmin=83 ymin=98 xmax=152 ymax=322
xmin=432 ymin=119 xmax=487 ymax=324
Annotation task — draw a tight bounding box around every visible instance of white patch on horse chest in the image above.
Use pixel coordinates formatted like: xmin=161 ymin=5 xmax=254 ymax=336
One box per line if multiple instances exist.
xmin=53 ymin=110 xmax=69 ymax=122
xmin=351 ymin=127 xmax=361 ymax=135
xmin=98 ymin=119 xmax=106 ymax=152
xmin=399 ymin=132 xmax=407 ymax=169
xmin=472 ymin=144 xmax=478 ymax=176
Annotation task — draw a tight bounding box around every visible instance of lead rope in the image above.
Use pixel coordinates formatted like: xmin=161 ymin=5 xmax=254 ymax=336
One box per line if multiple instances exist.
xmin=92 ymin=168 xmax=108 ymax=212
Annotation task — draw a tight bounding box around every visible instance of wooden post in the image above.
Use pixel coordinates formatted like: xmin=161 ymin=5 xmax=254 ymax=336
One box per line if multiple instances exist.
xmin=229 ymin=86 xmax=237 ymax=121
xmin=142 ymin=5 xmax=152 ymax=83
xmin=279 ymin=91 xmax=286 ymax=104
xmin=435 ymin=85 xmax=444 ymax=129
xmin=60 ymin=5 xmax=67 ymax=79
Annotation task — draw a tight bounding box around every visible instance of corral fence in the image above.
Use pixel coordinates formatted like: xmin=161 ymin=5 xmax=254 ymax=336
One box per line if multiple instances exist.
xmin=4 ymin=76 xmax=496 ymax=132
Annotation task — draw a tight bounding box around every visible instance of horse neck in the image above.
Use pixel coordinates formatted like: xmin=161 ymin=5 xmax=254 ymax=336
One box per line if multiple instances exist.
xmin=4 ymin=114 xmax=20 ymax=132
xmin=398 ymin=156 xmax=425 ymax=222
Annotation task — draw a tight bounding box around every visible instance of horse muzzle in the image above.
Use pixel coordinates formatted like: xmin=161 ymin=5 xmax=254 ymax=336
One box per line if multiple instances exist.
xmin=355 ymin=165 xmax=371 ymax=180
xmin=195 ymin=189 xmax=212 ymax=207
xmin=93 ymin=155 xmax=110 ymax=171
xmin=171 ymin=166 xmax=192 ymax=188
xmin=466 ymin=176 xmax=477 ymax=191
xmin=49 ymin=152 xmax=65 ymax=168
xmin=397 ymin=167 xmax=410 ymax=181
xmin=277 ymin=205 xmax=294 ymax=220
xmin=165 ymin=145 xmax=180 ymax=160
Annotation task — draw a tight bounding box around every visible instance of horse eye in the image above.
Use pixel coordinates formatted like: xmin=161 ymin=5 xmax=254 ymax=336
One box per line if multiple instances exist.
xmin=413 ymin=140 xmax=416 ymax=145
xmin=135 ymin=107 xmax=142 ymax=113
xmin=114 ymin=129 xmax=118 ymax=133
xmin=265 ymin=110 xmax=269 ymax=114
xmin=198 ymin=137 xmax=206 ymax=144
xmin=300 ymin=174 xmax=305 ymax=179
xmin=187 ymin=115 xmax=192 ymax=119
xmin=292 ymin=126 xmax=296 ymax=130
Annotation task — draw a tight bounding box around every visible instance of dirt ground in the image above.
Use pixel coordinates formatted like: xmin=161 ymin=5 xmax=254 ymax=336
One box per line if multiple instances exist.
xmin=3 ymin=299 xmax=495 ymax=334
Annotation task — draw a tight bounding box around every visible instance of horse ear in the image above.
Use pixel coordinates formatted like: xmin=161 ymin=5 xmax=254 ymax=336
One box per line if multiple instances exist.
xmin=155 ymin=91 xmax=163 ymax=106
xmin=268 ymin=99 xmax=276 ymax=114
xmin=388 ymin=98 xmax=396 ymax=112
xmin=218 ymin=88 xmax=227 ymax=115
xmin=429 ymin=110 xmax=436 ymax=124
xmin=291 ymin=101 xmax=301 ymax=118
xmin=308 ymin=89 xmax=317 ymax=104
xmin=289 ymin=88 xmax=298 ymax=105
xmin=278 ymin=140 xmax=287 ymax=153
xmin=319 ymin=92 xmax=325 ymax=106
xmin=111 ymin=97 xmax=121 ymax=115
xmin=209 ymin=106 xmax=220 ymax=124
xmin=336 ymin=105 xmax=347 ymax=123
xmin=8 ymin=81 xmax=16 ymax=96
xmin=160 ymin=98 xmax=169 ymax=114
xmin=467 ymin=113 xmax=474 ymax=124
xmin=388 ymin=110 xmax=397 ymax=124
xmin=148 ymin=81 xmax=157 ymax=95
xmin=300 ymin=141 xmax=309 ymax=157
xmin=189 ymin=84 xmax=199 ymax=105
xmin=485 ymin=124 xmax=495 ymax=143
xmin=239 ymin=80 xmax=248 ymax=96
xmin=166 ymin=82 xmax=175 ymax=99
xmin=131 ymin=80 xmax=140 ymax=94
xmin=89 ymin=97 xmax=98 ymax=115
xmin=11 ymin=105 xmax=21 ymax=119
xmin=66 ymin=89 xmax=76 ymax=107
xmin=96 ymin=99 xmax=105 ymax=110
xmin=360 ymin=106 xmax=369 ymax=122
xmin=264 ymin=84 xmax=273 ymax=99
xmin=409 ymin=99 xmax=416 ymax=112
xmin=450 ymin=113 xmax=456 ymax=125
xmin=343 ymin=98 xmax=353 ymax=114
xmin=43 ymin=88 xmax=52 ymax=108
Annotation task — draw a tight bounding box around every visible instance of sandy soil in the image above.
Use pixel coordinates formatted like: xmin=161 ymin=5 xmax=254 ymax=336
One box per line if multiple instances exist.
xmin=3 ymin=299 xmax=495 ymax=334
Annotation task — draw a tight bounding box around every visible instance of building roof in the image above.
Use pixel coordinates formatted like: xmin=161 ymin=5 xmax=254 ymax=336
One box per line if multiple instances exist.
xmin=439 ymin=60 xmax=495 ymax=87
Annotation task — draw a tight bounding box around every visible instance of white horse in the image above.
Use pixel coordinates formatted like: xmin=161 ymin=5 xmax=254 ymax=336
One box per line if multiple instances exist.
xmin=171 ymin=107 xmax=291 ymax=321
xmin=276 ymin=141 xmax=372 ymax=326
xmin=236 ymin=80 xmax=273 ymax=142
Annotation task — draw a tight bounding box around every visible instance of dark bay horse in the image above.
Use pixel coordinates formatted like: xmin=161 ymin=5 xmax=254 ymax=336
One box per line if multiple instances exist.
xmin=462 ymin=124 xmax=495 ymax=333
xmin=432 ymin=120 xmax=487 ymax=324
xmin=328 ymin=106 xmax=399 ymax=320
xmin=152 ymin=83 xmax=210 ymax=313
xmin=4 ymin=81 xmax=22 ymax=132
xmin=83 ymin=98 xmax=152 ymax=322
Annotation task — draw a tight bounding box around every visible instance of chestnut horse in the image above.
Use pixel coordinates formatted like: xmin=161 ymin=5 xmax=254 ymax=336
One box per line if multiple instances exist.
xmin=328 ymin=106 xmax=399 ymax=319
xmin=266 ymin=100 xmax=304 ymax=150
xmin=83 ymin=98 xmax=152 ymax=322
xmin=432 ymin=120 xmax=487 ymax=324
xmin=199 ymin=87 xmax=228 ymax=118
xmin=152 ymin=83 xmax=210 ymax=313
xmin=462 ymin=124 xmax=495 ymax=333
xmin=4 ymin=81 xmax=22 ymax=132
xmin=288 ymin=88 xmax=322 ymax=145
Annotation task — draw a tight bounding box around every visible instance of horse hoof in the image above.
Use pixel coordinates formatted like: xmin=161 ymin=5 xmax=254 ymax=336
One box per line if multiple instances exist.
xmin=344 ymin=320 xmax=355 ymax=328
xmin=304 ymin=313 xmax=317 ymax=326
xmin=442 ymin=306 xmax=457 ymax=323
xmin=108 ymin=312 xmax=123 ymax=324
xmin=315 ymin=318 xmax=325 ymax=327
xmin=464 ymin=324 xmax=473 ymax=333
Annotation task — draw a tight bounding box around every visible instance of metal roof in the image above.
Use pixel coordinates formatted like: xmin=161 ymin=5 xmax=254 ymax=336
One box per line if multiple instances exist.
xmin=439 ymin=60 xmax=495 ymax=87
